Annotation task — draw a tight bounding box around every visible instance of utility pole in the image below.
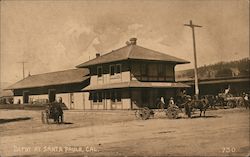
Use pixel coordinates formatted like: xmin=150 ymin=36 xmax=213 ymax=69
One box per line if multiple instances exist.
xmin=184 ymin=20 xmax=202 ymax=99
xmin=17 ymin=61 xmax=28 ymax=79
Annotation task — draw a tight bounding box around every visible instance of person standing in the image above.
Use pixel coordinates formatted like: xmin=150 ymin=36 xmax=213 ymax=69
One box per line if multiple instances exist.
xmin=244 ymin=93 xmax=249 ymax=109
xmin=160 ymin=96 xmax=165 ymax=109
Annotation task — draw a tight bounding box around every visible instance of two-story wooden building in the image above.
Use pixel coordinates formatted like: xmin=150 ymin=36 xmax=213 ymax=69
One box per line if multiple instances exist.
xmin=76 ymin=38 xmax=190 ymax=109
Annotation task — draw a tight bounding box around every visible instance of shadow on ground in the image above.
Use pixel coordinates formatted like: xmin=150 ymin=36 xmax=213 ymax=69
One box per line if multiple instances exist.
xmin=191 ymin=115 xmax=222 ymax=119
xmin=44 ymin=122 xmax=74 ymax=125
xmin=62 ymin=122 xmax=74 ymax=125
xmin=0 ymin=117 xmax=31 ymax=124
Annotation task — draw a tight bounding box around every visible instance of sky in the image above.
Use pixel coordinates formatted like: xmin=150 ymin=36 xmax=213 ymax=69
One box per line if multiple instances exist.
xmin=0 ymin=0 xmax=249 ymax=85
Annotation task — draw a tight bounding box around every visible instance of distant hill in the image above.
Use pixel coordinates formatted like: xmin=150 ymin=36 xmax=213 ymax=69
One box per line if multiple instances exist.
xmin=176 ymin=58 xmax=250 ymax=81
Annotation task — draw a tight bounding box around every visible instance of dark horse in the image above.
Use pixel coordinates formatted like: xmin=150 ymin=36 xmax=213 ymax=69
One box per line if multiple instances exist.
xmin=48 ymin=102 xmax=64 ymax=123
xmin=183 ymin=95 xmax=210 ymax=118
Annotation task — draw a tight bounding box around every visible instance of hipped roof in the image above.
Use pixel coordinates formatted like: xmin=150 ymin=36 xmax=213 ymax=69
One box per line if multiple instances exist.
xmin=6 ymin=69 xmax=89 ymax=90
xmin=76 ymin=44 xmax=189 ymax=68
xmin=82 ymin=81 xmax=190 ymax=91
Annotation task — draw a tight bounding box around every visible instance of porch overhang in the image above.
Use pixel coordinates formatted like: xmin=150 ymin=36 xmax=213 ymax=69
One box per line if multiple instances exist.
xmin=82 ymin=81 xmax=190 ymax=91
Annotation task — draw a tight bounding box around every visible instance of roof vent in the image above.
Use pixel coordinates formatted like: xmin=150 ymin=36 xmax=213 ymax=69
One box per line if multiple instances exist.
xmin=129 ymin=38 xmax=137 ymax=45
xmin=96 ymin=53 xmax=100 ymax=58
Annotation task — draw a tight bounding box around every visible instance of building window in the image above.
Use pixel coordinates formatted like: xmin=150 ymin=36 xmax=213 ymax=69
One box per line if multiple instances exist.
xmin=116 ymin=64 xmax=121 ymax=74
xmin=97 ymin=66 xmax=102 ymax=77
xmin=110 ymin=65 xmax=115 ymax=75
xmin=92 ymin=92 xmax=103 ymax=103
xmin=98 ymin=92 xmax=103 ymax=102
xmin=158 ymin=63 xmax=165 ymax=76
xmin=116 ymin=90 xmax=121 ymax=102
xmin=93 ymin=92 xmax=97 ymax=102
xmin=110 ymin=90 xmax=121 ymax=102
xmin=110 ymin=64 xmax=121 ymax=75
xmin=141 ymin=63 xmax=147 ymax=76
xmin=166 ymin=65 xmax=174 ymax=79
xmin=111 ymin=91 xmax=116 ymax=102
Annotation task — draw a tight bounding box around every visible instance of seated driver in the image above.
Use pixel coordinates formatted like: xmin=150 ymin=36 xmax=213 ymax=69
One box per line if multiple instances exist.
xmin=169 ymin=97 xmax=175 ymax=107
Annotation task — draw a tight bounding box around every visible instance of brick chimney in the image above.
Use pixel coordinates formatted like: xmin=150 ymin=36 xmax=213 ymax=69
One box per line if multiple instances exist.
xmin=129 ymin=38 xmax=137 ymax=45
xmin=96 ymin=53 xmax=100 ymax=58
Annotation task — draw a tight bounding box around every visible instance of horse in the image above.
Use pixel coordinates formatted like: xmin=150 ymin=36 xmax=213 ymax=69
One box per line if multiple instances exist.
xmin=183 ymin=96 xmax=210 ymax=118
xmin=203 ymin=95 xmax=217 ymax=109
xmin=49 ymin=102 xmax=64 ymax=124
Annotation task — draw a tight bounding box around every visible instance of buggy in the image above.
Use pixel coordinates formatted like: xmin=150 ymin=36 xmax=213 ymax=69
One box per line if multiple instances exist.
xmin=41 ymin=102 xmax=64 ymax=124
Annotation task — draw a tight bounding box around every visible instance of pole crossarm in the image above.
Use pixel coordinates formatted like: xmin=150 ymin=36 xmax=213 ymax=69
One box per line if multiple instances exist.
xmin=184 ymin=20 xmax=202 ymax=28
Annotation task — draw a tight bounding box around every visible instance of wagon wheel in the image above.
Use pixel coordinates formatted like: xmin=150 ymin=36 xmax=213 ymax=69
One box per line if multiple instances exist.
xmin=135 ymin=110 xmax=141 ymax=119
xmin=41 ymin=111 xmax=46 ymax=124
xmin=237 ymin=99 xmax=244 ymax=107
xmin=166 ymin=106 xmax=179 ymax=119
xmin=135 ymin=107 xmax=151 ymax=120
xmin=227 ymin=100 xmax=235 ymax=108
xmin=44 ymin=110 xmax=51 ymax=124
xmin=41 ymin=111 xmax=49 ymax=124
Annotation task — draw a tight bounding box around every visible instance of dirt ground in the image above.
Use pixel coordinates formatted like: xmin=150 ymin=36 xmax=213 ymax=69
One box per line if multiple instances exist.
xmin=0 ymin=108 xmax=249 ymax=157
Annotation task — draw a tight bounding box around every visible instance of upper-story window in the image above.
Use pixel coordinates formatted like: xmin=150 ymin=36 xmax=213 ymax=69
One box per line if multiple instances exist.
xmin=166 ymin=65 xmax=174 ymax=79
xmin=116 ymin=64 xmax=121 ymax=74
xmin=97 ymin=66 xmax=102 ymax=77
xmin=110 ymin=65 xmax=115 ymax=75
xmin=141 ymin=63 xmax=147 ymax=76
xmin=158 ymin=63 xmax=165 ymax=76
xmin=110 ymin=64 xmax=121 ymax=75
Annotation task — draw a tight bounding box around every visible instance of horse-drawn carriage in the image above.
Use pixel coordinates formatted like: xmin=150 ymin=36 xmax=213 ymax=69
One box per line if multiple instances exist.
xmin=217 ymin=93 xmax=244 ymax=108
xmin=134 ymin=95 xmax=209 ymax=120
xmin=41 ymin=102 xmax=64 ymax=124
xmin=135 ymin=105 xmax=182 ymax=120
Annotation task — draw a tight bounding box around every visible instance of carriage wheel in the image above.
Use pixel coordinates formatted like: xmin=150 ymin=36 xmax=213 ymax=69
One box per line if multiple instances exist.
xmin=227 ymin=101 xmax=235 ymax=108
xmin=135 ymin=107 xmax=151 ymax=120
xmin=41 ymin=111 xmax=50 ymax=124
xmin=166 ymin=106 xmax=179 ymax=119
xmin=238 ymin=99 xmax=244 ymax=107
xmin=135 ymin=110 xmax=141 ymax=119
xmin=41 ymin=111 xmax=46 ymax=124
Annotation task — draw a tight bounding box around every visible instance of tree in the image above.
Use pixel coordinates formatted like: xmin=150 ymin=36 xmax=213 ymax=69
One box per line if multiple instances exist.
xmin=215 ymin=68 xmax=232 ymax=77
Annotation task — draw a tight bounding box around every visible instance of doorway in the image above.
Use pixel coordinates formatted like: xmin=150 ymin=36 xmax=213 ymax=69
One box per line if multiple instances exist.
xmin=23 ymin=91 xmax=29 ymax=104
xmin=70 ymin=93 xmax=74 ymax=109
xmin=48 ymin=89 xmax=56 ymax=103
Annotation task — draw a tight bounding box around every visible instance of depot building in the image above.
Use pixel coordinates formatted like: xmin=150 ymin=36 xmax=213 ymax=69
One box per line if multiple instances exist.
xmin=7 ymin=38 xmax=190 ymax=110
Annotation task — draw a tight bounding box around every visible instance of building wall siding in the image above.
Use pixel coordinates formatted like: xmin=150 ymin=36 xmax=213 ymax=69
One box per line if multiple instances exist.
xmin=90 ymin=62 xmax=131 ymax=86
xmin=14 ymin=92 xmax=90 ymax=110
xmin=29 ymin=94 xmax=48 ymax=103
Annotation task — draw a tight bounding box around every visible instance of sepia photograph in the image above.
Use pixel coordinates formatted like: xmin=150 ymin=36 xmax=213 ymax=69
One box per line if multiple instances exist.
xmin=0 ymin=0 xmax=249 ymax=156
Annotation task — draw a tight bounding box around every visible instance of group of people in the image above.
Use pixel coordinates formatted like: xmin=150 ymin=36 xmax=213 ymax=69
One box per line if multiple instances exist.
xmin=156 ymin=96 xmax=176 ymax=109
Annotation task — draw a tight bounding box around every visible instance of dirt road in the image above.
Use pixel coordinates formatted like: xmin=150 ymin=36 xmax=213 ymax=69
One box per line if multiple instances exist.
xmin=0 ymin=109 xmax=249 ymax=157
